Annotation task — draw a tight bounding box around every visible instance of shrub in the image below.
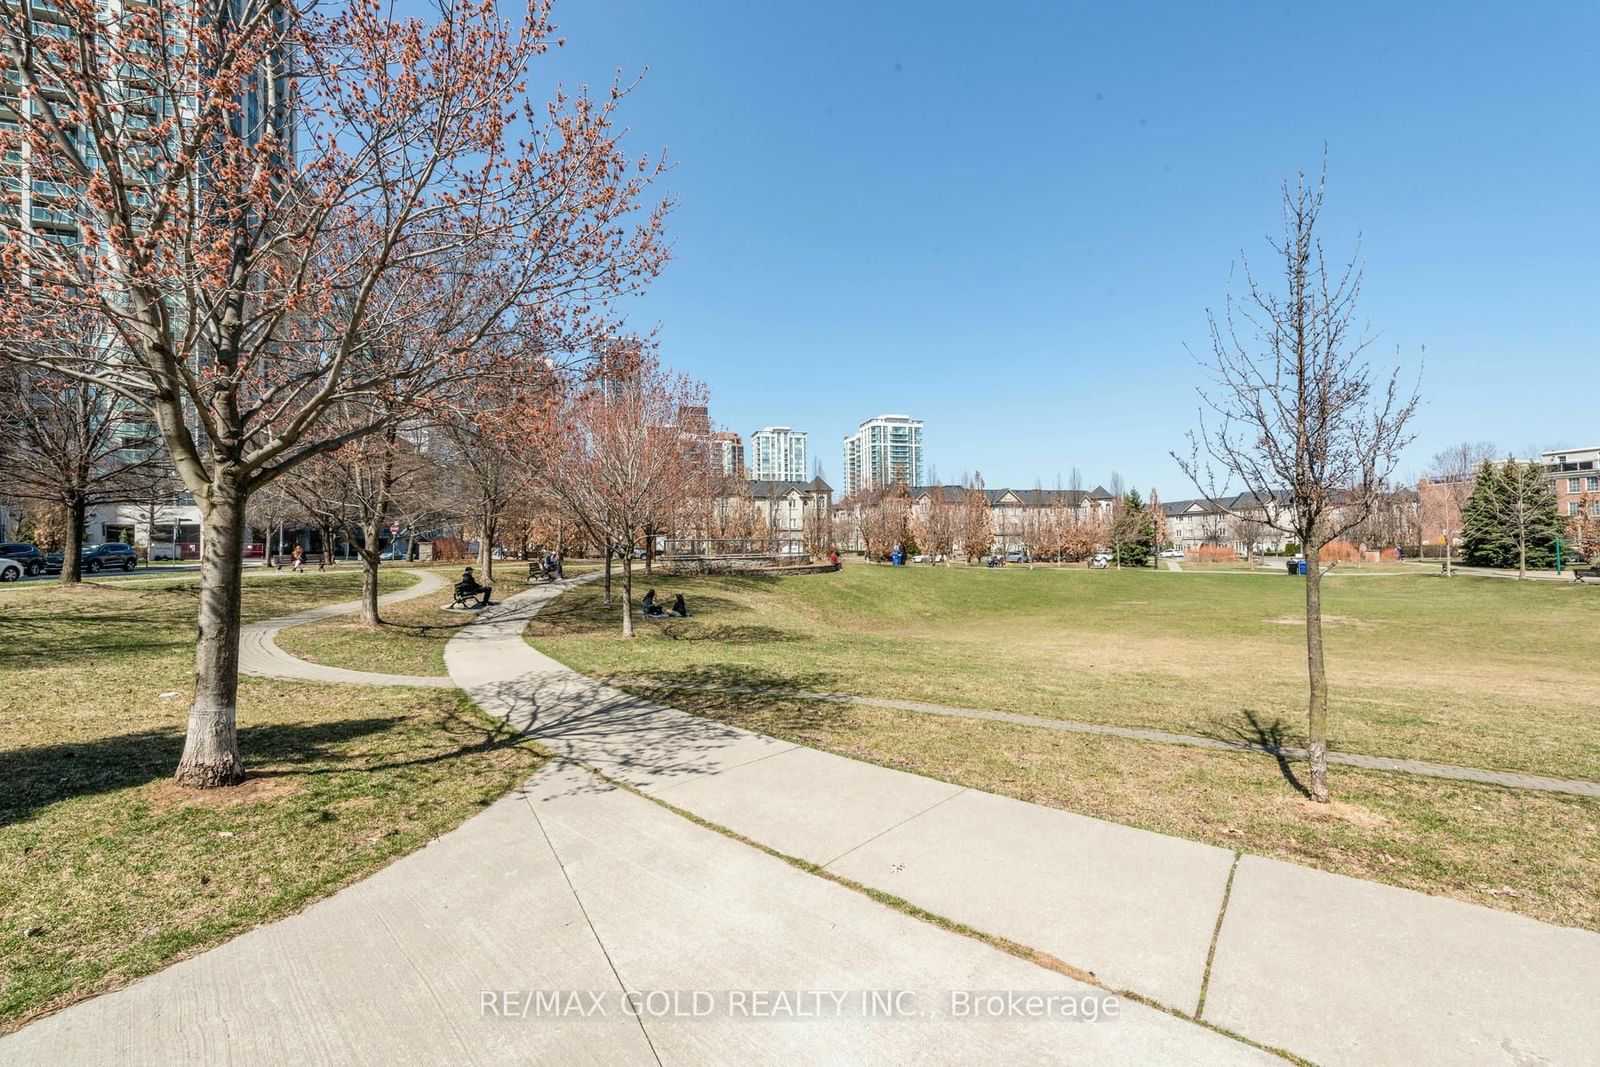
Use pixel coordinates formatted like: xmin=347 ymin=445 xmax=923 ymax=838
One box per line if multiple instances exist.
xmin=1193 ymin=545 xmax=1238 ymax=563
xmin=1319 ymin=540 xmax=1361 ymax=562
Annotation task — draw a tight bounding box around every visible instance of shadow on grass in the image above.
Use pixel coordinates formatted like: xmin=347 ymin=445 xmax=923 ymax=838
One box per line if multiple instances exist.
xmin=0 ymin=607 xmax=196 ymax=670
xmin=599 ymin=663 xmax=852 ymax=734
xmin=1203 ymin=710 xmax=1312 ymax=798
xmin=0 ymin=717 xmax=413 ymax=826
xmin=0 ymin=701 xmax=541 ymax=827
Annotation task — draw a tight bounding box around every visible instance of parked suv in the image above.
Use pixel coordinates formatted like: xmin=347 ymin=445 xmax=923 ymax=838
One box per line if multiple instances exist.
xmin=81 ymin=542 xmax=139 ymax=573
xmin=0 ymin=542 xmax=48 ymax=576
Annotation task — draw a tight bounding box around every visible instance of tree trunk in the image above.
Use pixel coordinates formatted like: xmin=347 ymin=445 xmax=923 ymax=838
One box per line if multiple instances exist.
xmin=621 ymin=552 xmax=634 ymax=637
xmin=644 ymin=525 xmax=654 ymax=575
xmin=361 ymin=520 xmax=382 ymax=625
xmin=603 ymin=548 xmax=613 ymax=605
xmin=478 ymin=509 xmax=496 ymax=584
xmin=60 ymin=494 xmax=87 ymax=584
xmin=175 ymin=485 xmax=248 ymax=788
xmin=1517 ymin=525 xmax=1527 ymax=580
xmin=1303 ymin=543 xmax=1331 ymax=803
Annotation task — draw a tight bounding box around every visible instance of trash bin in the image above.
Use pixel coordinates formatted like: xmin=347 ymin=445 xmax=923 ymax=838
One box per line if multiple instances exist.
xmin=1285 ymin=560 xmax=1298 ymax=575
xmin=1297 ymin=559 xmax=1308 ymax=576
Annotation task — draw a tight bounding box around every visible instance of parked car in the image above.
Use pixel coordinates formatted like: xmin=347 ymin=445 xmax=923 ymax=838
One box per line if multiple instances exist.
xmin=81 ymin=542 xmax=139 ymax=573
xmin=1005 ymin=551 xmax=1026 ymax=564
xmin=0 ymin=542 xmax=48 ymax=576
xmin=1159 ymin=548 xmax=1184 ymax=558
xmin=0 ymin=556 xmax=22 ymax=582
xmin=44 ymin=552 xmax=64 ymax=574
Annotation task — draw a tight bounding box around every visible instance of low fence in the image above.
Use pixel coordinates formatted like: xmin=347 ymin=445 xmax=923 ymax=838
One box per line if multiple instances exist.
xmin=663 ymin=537 xmax=809 ymax=557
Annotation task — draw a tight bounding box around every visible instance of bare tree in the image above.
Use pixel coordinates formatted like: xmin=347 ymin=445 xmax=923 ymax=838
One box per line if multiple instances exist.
xmin=1479 ymin=456 xmax=1560 ymax=579
xmin=1108 ymin=472 xmax=1125 ymax=569
xmin=1177 ymin=168 xmax=1419 ymax=803
xmin=1423 ymin=441 xmax=1496 ymax=575
xmin=0 ymin=365 xmax=166 ymax=581
xmin=1232 ymin=512 xmax=1271 ymax=566
xmin=958 ymin=473 xmax=992 ymax=562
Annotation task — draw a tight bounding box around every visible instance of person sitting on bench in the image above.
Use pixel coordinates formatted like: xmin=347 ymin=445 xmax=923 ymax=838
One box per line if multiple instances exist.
xmin=642 ymin=589 xmax=668 ymax=616
xmin=455 ymin=567 xmax=492 ymax=607
xmin=670 ymin=593 xmax=689 ymax=618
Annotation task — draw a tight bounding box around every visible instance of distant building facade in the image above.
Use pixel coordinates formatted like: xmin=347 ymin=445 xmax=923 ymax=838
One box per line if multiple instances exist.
xmin=1543 ymin=446 xmax=1600 ymax=519
xmin=842 ymin=414 xmax=923 ymax=495
xmin=711 ymin=431 xmax=745 ymax=477
xmin=749 ymin=426 xmax=808 ymax=482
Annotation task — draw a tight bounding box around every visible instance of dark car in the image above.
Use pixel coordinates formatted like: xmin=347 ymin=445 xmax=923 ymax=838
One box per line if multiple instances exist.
xmin=0 ymin=542 xmax=48 ymax=577
xmin=81 ymin=542 xmax=139 ymax=573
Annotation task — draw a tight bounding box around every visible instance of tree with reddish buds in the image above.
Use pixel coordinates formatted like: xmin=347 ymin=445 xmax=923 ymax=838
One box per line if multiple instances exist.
xmin=528 ymin=346 xmax=711 ymax=637
xmin=0 ymin=0 xmax=670 ymax=786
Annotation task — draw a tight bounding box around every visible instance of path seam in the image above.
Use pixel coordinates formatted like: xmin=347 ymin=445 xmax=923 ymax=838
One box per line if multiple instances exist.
xmin=818 ymin=786 xmax=969 ymax=870
xmin=520 ymin=773 xmax=663 ymax=1066
xmin=1194 ymin=852 xmax=1241 ymax=1021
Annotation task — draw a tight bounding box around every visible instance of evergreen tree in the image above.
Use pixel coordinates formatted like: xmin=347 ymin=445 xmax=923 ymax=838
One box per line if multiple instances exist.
xmin=1463 ymin=458 xmax=1561 ymax=571
xmin=1461 ymin=460 xmax=1509 ymax=566
xmin=1113 ymin=489 xmax=1156 ymax=567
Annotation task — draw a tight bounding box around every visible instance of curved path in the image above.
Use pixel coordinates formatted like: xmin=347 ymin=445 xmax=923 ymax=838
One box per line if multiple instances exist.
xmin=238 ymin=567 xmax=456 ymax=688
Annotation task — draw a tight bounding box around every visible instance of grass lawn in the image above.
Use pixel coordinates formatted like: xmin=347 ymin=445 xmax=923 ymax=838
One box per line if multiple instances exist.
xmin=529 ymin=565 xmax=1600 ymax=781
xmin=526 ymin=565 xmax=1600 ymax=930
xmin=0 ymin=572 xmax=544 ymax=1033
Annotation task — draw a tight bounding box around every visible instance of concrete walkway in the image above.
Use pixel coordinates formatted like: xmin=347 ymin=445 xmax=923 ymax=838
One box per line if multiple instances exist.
xmin=0 ymin=748 xmax=1264 ymax=1065
xmin=603 ymin=678 xmax=1600 ymax=798
xmin=442 ymin=579 xmax=1600 ymax=1067
xmin=238 ymin=568 xmax=456 ymax=688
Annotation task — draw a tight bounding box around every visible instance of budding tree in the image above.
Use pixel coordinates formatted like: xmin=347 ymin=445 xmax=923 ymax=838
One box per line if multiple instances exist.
xmin=531 ymin=349 xmax=710 ymax=636
xmin=0 ymin=0 xmax=669 ymax=785
xmin=1178 ymin=168 xmax=1419 ymax=803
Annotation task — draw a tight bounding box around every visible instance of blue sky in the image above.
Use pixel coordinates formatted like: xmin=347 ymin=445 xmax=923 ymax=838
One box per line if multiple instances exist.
xmin=536 ymin=0 xmax=1598 ymax=496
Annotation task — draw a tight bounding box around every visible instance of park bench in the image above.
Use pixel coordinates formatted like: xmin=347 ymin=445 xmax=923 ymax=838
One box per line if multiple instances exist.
xmin=451 ymin=581 xmax=493 ymax=609
xmin=526 ymin=560 xmax=562 ymax=583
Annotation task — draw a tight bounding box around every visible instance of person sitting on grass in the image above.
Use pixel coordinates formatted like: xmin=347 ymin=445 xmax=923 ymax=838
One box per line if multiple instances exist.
xmin=670 ymin=593 xmax=689 ymax=618
xmin=456 ymin=566 xmax=493 ymax=607
xmin=642 ymin=588 xmax=667 ymax=616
